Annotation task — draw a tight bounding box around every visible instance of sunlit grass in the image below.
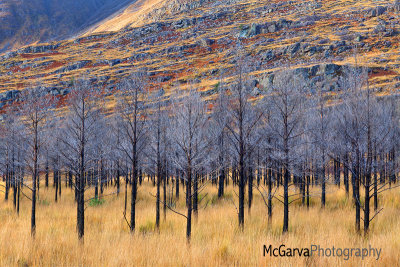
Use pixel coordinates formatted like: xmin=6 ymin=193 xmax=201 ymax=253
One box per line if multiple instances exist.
xmin=0 ymin=179 xmax=399 ymax=266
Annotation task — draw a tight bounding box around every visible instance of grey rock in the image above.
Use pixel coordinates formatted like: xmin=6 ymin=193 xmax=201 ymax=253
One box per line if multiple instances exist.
xmin=198 ymin=38 xmax=215 ymax=47
xmin=323 ymin=64 xmax=341 ymax=76
xmin=376 ymin=6 xmax=388 ymax=16
xmin=109 ymin=59 xmax=121 ymax=66
xmin=261 ymin=50 xmax=275 ymax=61
xmin=250 ymin=79 xmax=259 ymax=88
xmin=290 ymin=42 xmax=301 ymax=56
xmin=267 ymin=23 xmax=278 ymax=33
xmin=319 ymin=38 xmax=330 ymax=44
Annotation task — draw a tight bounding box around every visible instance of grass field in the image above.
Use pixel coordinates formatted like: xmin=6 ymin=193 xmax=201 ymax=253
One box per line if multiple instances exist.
xmin=0 ymin=180 xmax=400 ymax=266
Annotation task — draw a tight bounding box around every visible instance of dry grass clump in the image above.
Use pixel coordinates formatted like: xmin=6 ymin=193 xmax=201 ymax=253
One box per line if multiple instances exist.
xmin=0 ymin=181 xmax=399 ymax=266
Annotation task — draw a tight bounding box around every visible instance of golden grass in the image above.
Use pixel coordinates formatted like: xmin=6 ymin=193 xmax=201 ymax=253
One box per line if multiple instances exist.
xmin=87 ymin=0 xmax=167 ymax=34
xmin=0 ymin=180 xmax=400 ymax=266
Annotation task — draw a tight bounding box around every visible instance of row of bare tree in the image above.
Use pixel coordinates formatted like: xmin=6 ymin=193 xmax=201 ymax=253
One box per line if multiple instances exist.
xmin=0 ymin=63 xmax=399 ymax=242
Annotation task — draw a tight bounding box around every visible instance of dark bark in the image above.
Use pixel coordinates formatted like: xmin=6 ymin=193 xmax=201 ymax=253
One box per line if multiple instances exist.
xmin=130 ymin=162 xmax=137 ymax=232
xmin=186 ymin=167 xmax=192 ymax=243
xmin=163 ymin=164 xmax=167 ymax=221
xmin=218 ymin=133 xmax=225 ymax=198
xmin=267 ymin=161 xmax=272 ymax=221
xmin=55 ymin=168 xmax=58 ymax=202
xmin=156 ymin=126 xmax=161 ymax=229
xmin=175 ymin=170 xmax=179 ymax=199
xmin=193 ymin=172 xmax=198 ymax=217
xmin=373 ymin=150 xmax=378 ymax=211
xmin=344 ymin=153 xmax=349 ymax=195
xmin=31 ymin=122 xmax=39 ymax=237
xmin=248 ymin=165 xmax=253 ymax=213
xmin=45 ymin=157 xmax=49 ymax=187
xmin=116 ymin=161 xmax=120 ymax=195
xmin=353 ymin=152 xmax=361 ymax=233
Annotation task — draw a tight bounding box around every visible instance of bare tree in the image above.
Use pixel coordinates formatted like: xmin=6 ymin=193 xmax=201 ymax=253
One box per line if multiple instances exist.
xmin=211 ymin=80 xmax=229 ymax=199
xmin=334 ymin=65 xmax=393 ymax=235
xmin=266 ymin=70 xmax=307 ymax=233
xmin=146 ymin=88 xmax=169 ymax=230
xmin=169 ymin=88 xmax=211 ymax=242
xmin=309 ymin=88 xmax=333 ymax=208
xmin=18 ymin=86 xmax=53 ymax=237
xmin=58 ymin=79 xmax=102 ymax=240
xmin=116 ymin=72 xmax=149 ymax=233
xmin=225 ymin=63 xmax=263 ymax=229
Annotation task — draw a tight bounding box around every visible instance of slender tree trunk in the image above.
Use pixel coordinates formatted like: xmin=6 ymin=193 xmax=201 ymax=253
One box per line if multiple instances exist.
xmin=58 ymin=170 xmax=61 ymax=198
xmin=5 ymin=163 xmax=9 ymax=201
xmin=283 ymin=113 xmax=289 ymax=233
xmin=186 ymin=166 xmax=192 ymax=243
xmin=248 ymin=165 xmax=253 ymax=214
xmin=267 ymin=162 xmax=272 ymax=222
xmin=45 ymin=157 xmax=49 ymax=187
xmin=94 ymin=170 xmax=99 ymax=200
xmin=116 ymin=161 xmax=120 ymax=195
xmin=156 ymin=135 xmax=161 ymax=229
xmin=306 ymin=174 xmax=310 ymax=209
xmin=344 ymin=153 xmax=349 ymax=195
xmin=321 ymin=154 xmax=326 ymax=208
xmin=218 ymin=134 xmax=225 ymax=198
xmin=124 ymin=171 xmax=128 ymax=216
xmin=130 ymin=162 xmax=137 ymax=233
xmin=163 ymin=165 xmax=167 ymax=221
xmin=17 ymin=176 xmax=20 ymax=215
xmin=364 ymin=172 xmax=371 ymax=235
xmin=374 ymin=150 xmax=378 ymax=211
xmin=55 ymin=168 xmax=58 ymax=202
xmin=175 ymin=170 xmax=179 ymax=199
xmin=353 ymin=152 xmax=361 ymax=233
xmin=31 ymin=121 xmax=39 ymax=238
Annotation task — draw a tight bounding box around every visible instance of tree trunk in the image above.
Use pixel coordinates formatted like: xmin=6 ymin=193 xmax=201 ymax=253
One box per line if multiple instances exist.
xmin=218 ymin=134 xmax=225 ymax=198
xmin=55 ymin=168 xmax=58 ymax=202
xmin=267 ymin=163 xmax=272 ymax=221
xmin=353 ymin=152 xmax=361 ymax=233
xmin=156 ymin=150 xmax=161 ymax=229
xmin=374 ymin=150 xmax=378 ymax=211
xmin=248 ymin=166 xmax=253 ymax=214
xmin=321 ymin=156 xmax=326 ymax=208
xmin=45 ymin=158 xmax=49 ymax=187
xmin=186 ymin=167 xmax=192 ymax=243
xmin=344 ymin=153 xmax=349 ymax=195
xmin=130 ymin=166 xmax=137 ymax=233
xmin=77 ymin=173 xmax=85 ymax=240
xmin=163 ymin=166 xmax=167 ymax=221
xmin=175 ymin=170 xmax=179 ymax=199
xmin=116 ymin=161 xmax=120 ymax=195
xmin=192 ymin=172 xmax=198 ymax=218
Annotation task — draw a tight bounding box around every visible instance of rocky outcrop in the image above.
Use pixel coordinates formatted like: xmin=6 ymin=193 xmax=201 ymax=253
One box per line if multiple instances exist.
xmin=259 ymin=64 xmax=370 ymax=93
xmin=54 ymin=60 xmax=91 ymax=73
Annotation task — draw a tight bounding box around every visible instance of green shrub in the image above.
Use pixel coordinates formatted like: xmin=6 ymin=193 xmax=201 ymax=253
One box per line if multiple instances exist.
xmin=89 ymin=197 xmax=105 ymax=207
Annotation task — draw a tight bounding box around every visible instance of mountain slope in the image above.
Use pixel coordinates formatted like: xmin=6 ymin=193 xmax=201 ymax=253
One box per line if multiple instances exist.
xmin=0 ymin=0 xmax=400 ymax=106
xmin=84 ymin=0 xmax=167 ymax=34
xmin=0 ymin=0 xmax=135 ymax=52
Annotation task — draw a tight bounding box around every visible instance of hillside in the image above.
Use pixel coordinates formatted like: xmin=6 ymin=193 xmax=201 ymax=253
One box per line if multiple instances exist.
xmin=0 ymin=0 xmax=400 ymax=106
xmin=0 ymin=0 xmax=134 ymax=52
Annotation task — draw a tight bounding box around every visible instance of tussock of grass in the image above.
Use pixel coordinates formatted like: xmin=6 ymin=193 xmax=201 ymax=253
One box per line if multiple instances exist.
xmin=0 ymin=181 xmax=399 ymax=266
xmin=139 ymin=220 xmax=156 ymax=235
